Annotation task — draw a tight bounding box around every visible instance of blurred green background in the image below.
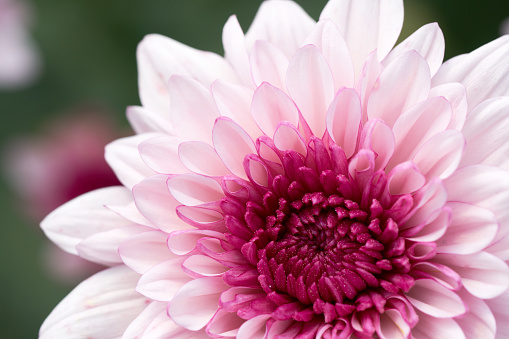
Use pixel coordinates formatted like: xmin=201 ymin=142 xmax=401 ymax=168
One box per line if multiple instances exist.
xmin=0 ymin=0 xmax=507 ymax=338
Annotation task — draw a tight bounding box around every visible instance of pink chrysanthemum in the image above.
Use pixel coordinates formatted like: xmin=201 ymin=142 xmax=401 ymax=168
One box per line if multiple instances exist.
xmin=40 ymin=0 xmax=509 ymax=338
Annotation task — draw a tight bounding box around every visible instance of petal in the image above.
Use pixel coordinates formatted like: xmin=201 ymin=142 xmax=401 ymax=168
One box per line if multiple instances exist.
xmin=135 ymin=258 xmax=191 ymax=302
xmin=377 ymin=309 xmax=410 ymax=339
xmin=40 ymin=266 xmax=146 ymax=339
xmin=286 ymin=45 xmax=335 ymax=137
xmin=273 ymin=122 xmax=307 ymax=155
xmin=167 ymin=173 xmax=224 ymax=207
xmin=119 ymin=230 xmax=175 ymax=274
xmin=485 ymin=290 xmax=509 ymax=338
xmin=139 ymin=135 xmax=188 ymax=174
xmin=412 ymin=130 xmax=465 ymax=180
xmin=436 ymin=202 xmax=499 ymax=255
xmin=251 ymin=82 xmax=300 ymax=138
xmin=213 ymin=118 xmax=256 ymax=180
xmin=384 ymin=23 xmax=445 ymax=76
xmin=178 ymin=141 xmax=230 ymax=177
xmin=405 ymin=279 xmax=466 ymax=318
xmin=320 ymin=0 xmax=404 ymax=74
xmin=367 ymin=51 xmax=431 ymax=128
xmin=168 ymin=75 xmax=219 ymax=144
xmin=387 ymin=161 xmax=426 ymax=195
xmin=411 ymin=312 xmax=466 ymax=339
xmin=358 ymin=119 xmax=395 ymax=170
xmin=455 ymin=290 xmax=496 ymax=339
xmin=206 ymin=309 xmax=245 ymax=338
xmin=182 ymin=254 xmax=229 ymax=277
xmin=303 ymin=19 xmax=355 ymax=91
xmin=460 ymin=97 xmax=509 ymax=171
xmin=245 ymin=0 xmax=315 ymax=59
xmin=432 ymin=35 xmax=509 ymax=109
xmin=211 ymin=80 xmax=261 ymax=138
xmin=388 ymin=96 xmax=451 ymax=170
xmin=435 ymin=252 xmax=509 ymax=299
xmin=222 ymin=15 xmax=252 ymax=88
xmin=326 ymin=88 xmax=361 ymax=158
xmin=126 ymin=106 xmax=172 ymax=134
xmin=41 ymin=186 xmax=133 ymax=255
xmin=236 ymin=314 xmax=272 ymax=339
xmin=250 ymin=40 xmax=289 ymax=91
xmin=168 ymin=276 xmax=229 ymax=331
xmin=137 ymin=34 xmax=237 ymax=115
xmin=357 ymin=50 xmax=383 ymax=123
xmin=105 ymin=134 xmax=157 ymax=189
xmin=77 ymin=225 xmax=151 ymax=266
xmin=429 ymin=82 xmax=468 ymax=130
xmin=133 ymin=174 xmax=187 ymax=232
xmin=444 ymin=165 xmax=509 ymax=243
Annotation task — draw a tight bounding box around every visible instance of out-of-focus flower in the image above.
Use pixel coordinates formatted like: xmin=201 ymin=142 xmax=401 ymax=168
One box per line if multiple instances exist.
xmin=40 ymin=0 xmax=509 ymax=338
xmin=501 ymin=17 xmax=509 ymax=36
xmin=0 ymin=0 xmax=40 ymax=89
xmin=5 ymin=109 xmax=121 ymax=283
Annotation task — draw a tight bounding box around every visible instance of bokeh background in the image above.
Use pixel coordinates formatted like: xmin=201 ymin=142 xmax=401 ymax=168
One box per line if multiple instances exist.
xmin=0 ymin=0 xmax=508 ymax=338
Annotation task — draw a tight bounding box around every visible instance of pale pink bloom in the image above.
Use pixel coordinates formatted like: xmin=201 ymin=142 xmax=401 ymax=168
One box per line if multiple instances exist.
xmin=0 ymin=0 xmax=40 ymax=89
xmin=40 ymin=0 xmax=509 ymax=338
xmin=6 ymin=110 xmax=120 ymax=283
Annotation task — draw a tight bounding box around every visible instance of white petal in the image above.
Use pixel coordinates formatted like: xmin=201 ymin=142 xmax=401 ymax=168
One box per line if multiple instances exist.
xmin=126 ymin=106 xmax=173 ymax=135
xmin=429 ymin=82 xmax=468 ymax=130
xmin=320 ymin=0 xmax=404 ymax=74
xmin=105 ymin=134 xmax=157 ymax=189
xmin=387 ymin=161 xmax=426 ymax=195
xmin=358 ymin=119 xmax=395 ymax=170
xmin=167 ymin=173 xmax=224 ymax=206
xmin=460 ymin=97 xmax=509 ymax=171
xmin=178 ymin=141 xmax=230 ymax=177
xmin=432 ymin=35 xmax=509 ymax=109
xmin=237 ymin=314 xmax=272 ymax=339
xmin=168 ymin=277 xmax=228 ymax=331
xmin=286 ymin=45 xmax=334 ymax=137
xmin=41 ymin=186 xmax=133 ymax=255
xmin=250 ymin=40 xmax=289 ymax=91
xmin=367 ymin=51 xmax=431 ymax=128
xmin=40 ymin=266 xmax=146 ymax=339
xmin=222 ymin=15 xmax=253 ymax=88
xmin=139 ymin=135 xmax=188 ymax=174
xmin=136 ymin=258 xmax=191 ymax=301
xmin=384 ymin=23 xmax=445 ymax=76
xmin=245 ymin=0 xmax=315 ymax=59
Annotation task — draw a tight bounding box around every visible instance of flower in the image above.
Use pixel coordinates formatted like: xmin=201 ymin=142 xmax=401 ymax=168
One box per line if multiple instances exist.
xmin=0 ymin=0 xmax=40 ymax=89
xmin=5 ymin=109 xmax=120 ymax=283
xmin=40 ymin=0 xmax=509 ymax=338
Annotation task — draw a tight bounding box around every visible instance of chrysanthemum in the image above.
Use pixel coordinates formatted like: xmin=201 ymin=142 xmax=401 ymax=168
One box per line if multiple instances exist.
xmin=40 ymin=0 xmax=509 ymax=338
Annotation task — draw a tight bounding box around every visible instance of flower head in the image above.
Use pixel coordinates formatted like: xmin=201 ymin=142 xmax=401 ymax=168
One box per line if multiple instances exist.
xmin=40 ymin=0 xmax=509 ymax=338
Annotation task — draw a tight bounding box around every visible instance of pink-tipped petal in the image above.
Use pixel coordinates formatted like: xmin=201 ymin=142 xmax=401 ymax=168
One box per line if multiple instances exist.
xmin=213 ymin=118 xmax=257 ymax=179
xmin=41 ymin=186 xmax=133 ymax=255
xmin=206 ymin=309 xmax=245 ymax=337
xmin=126 ymin=106 xmax=173 ymax=135
xmin=485 ymin=291 xmax=509 ymax=337
xmin=119 ymin=230 xmax=175 ymax=274
xmin=368 ymin=51 xmax=431 ymax=128
xmin=435 ymin=252 xmax=509 ymax=300
xmin=168 ymin=277 xmax=229 ymax=331
xmin=133 ymin=175 xmax=187 ymax=232
xmin=273 ymin=123 xmax=307 ymax=155
xmin=320 ymin=0 xmax=404 ymax=74
xmin=236 ymin=314 xmax=272 ymax=339
xmin=455 ymin=290 xmax=497 ymax=339
xmin=168 ymin=75 xmax=220 ymax=144
xmin=387 ymin=161 xmax=426 ymax=195
xmin=411 ymin=312 xmax=466 ymax=339
xmin=412 ymin=130 xmax=465 ymax=180
xmin=436 ymin=202 xmax=498 ymax=255
xmin=359 ymin=119 xmax=395 ymax=170
xmin=178 ymin=141 xmax=230 ymax=177
xmin=303 ymin=19 xmax=355 ymax=91
xmin=286 ymin=45 xmax=335 ymax=137
xmin=357 ymin=50 xmax=384 ymax=123
xmin=384 ymin=23 xmax=445 ymax=76
xmin=139 ymin=135 xmax=188 ymax=174
xmin=182 ymin=254 xmax=229 ymax=277
xmin=245 ymin=0 xmax=315 ymax=59
xmin=432 ymin=35 xmax=509 ymax=108
xmin=460 ymin=97 xmax=509 ymax=171
xmin=252 ymin=82 xmax=300 ymax=138
xmin=326 ymin=88 xmax=361 ymax=158
xmin=405 ymin=279 xmax=466 ymax=318
xmin=167 ymin=174 xmax=224 ymax=206
xmin=40 ymin=266 xmax=146 ymax=339
xmin=429 ymin=82 xmax=468 ymax=130
xmin=136 ymin=258 xmax=191 ymax=301
xmin=250 ymin=40 xmax=289 ymax=91
xmin=105 ymin=134 xmax=157 ymax=189
xmin=377 ymin=309 xmax=410 ymax=339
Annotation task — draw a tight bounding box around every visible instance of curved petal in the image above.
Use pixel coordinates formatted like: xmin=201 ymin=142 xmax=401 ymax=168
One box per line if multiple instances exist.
xmin=286 ymin=44 xmax=334 ymax=137
xmin=168 ymin=277 xmax=229 ymax=331
xmin=320 ymin=0 xmax=404 ymax=74
xmin=429 ymin=82 xmax=468 ymax=130
xmin=455 ymin=290 xmax=496 ymax=339
xmin=411 ymin=312 xmax=466 ymax=339
xmin=126 ymin=106 xmax=173 ymax=135
xmin=432 ymin=35 xmax=509 ymax=109
xmin=405 ymin=279 xmax=466 ymax=318
xmin=222 ymin=15 xmax=252 ymax=88
xmin=387 ymin=161 xmax=426 ymax=195
xmin=40 ymin=266 xmax=146 ymax=339
xmin=250 ymin=40 xmax=289 ymax=91
xmin=167 ymin=173 xmax=224 ymax=207
xmin=178 ymin=141 xmax=230 ymax=177
xmin=41 ymin=186 xmax=133 ymax=255
xmin=236 ymin=314 xmax=272 ymax=339
xmin=358 ymin=119 xmax=395 ymax=170
xmin=485 ymin=290 xmax=509 ymax=338
xmin=245 ymin=0 xmax=315 ymax=59
xmin=105 ymin=134 xmax=157 ymax=189
xmin=139 ymin=135 xmax=188 ymax=174
xmin=460 ymin=97 xmax=509 ymax=171
xmin=384 ymin=23 xmax=445 ymax=76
